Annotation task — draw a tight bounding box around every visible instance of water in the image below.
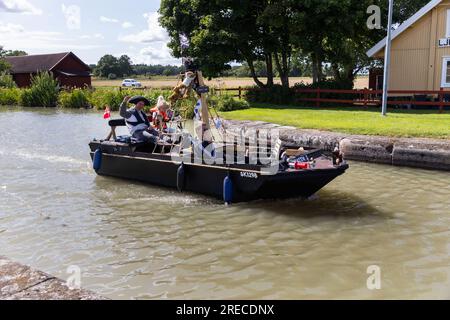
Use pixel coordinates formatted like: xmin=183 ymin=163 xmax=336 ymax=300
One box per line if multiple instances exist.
xmin=0 ymin=107 xmax=449 ymax=299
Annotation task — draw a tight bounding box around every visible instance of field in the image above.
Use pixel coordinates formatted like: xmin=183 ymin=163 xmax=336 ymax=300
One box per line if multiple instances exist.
xmin=220 ymin=104 xmax=450 ymax=139
xmin=92 ymin=76 xmax=370 ymax=89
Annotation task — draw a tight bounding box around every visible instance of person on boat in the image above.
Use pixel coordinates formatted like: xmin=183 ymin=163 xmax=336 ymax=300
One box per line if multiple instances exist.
xmin=149 ymin=96 xmax=171 ymax=131
xmin=120 ymin=95 xmax=159 ymax=144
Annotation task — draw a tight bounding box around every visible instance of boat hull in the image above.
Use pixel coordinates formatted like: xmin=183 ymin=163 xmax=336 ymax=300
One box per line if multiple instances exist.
xmin=89 ymin=143 xmax=348 ymax=203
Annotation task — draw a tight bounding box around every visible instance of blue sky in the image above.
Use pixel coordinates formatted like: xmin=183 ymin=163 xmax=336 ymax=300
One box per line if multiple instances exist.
xmin=0 ymin=0 xmax=180 ymax=65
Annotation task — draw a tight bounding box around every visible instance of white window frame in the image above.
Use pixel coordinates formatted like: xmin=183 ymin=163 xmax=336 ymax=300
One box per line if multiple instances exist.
xmin=446 ymin=9 xmax=450 ymax=38
xmin=441 ymin=57 xmax=450 ymax=88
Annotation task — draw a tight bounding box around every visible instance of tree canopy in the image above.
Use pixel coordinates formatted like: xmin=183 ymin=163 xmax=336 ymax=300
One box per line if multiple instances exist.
xmin=159 ymin=0 xmax=430 ymax=89
xmin=94 ymin=54 xmax=134 ymax=78
xmin=0 ymin=46 xmax=11 ymax=73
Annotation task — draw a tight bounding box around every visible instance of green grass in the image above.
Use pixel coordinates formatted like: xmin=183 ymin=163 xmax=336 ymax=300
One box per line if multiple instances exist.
xmin=220 ymin=103 xmax=450 ymax=139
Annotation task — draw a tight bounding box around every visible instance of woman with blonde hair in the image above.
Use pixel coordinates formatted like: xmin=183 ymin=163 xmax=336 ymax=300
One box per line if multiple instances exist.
xmin=149 ymin=96 xmax=171 ymax=131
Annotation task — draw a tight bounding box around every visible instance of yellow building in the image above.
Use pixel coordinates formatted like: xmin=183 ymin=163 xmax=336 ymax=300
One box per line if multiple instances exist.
xmin=367 ymin=0 xmax=450 ymax=91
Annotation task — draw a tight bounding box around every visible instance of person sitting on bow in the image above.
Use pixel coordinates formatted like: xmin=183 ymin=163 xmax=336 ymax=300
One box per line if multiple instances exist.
xmin=120 ymin=95 xmax=159 ymax=144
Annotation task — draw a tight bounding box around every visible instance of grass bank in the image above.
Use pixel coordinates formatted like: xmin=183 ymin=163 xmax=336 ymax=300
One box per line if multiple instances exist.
xmin=220 ymin=103 xmax=450 ymax=139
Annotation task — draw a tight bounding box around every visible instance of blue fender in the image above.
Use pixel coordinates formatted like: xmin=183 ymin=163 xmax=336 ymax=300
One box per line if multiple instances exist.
xmin=93 ymin=149 xmax=102 ymax=172
xmin=177 ymin=163 xmax=185 ymax=192
xmin=223 ymin=174 xmax=233 ymax=204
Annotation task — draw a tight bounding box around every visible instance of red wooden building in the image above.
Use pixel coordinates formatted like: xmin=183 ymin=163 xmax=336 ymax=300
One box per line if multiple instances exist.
xmin=5 ymin=52 xmax=91 ymax=88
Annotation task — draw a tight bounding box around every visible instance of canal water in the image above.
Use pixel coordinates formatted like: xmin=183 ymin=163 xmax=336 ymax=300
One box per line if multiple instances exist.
xmin=0 ymin=107 xmax=449 ymax=299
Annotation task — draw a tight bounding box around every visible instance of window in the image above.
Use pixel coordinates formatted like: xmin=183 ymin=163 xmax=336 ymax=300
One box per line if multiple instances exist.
xmin=447 ymin=9 xmax=450 ymax=38
xmin=441 ymin=57 xmax=450 ymax=87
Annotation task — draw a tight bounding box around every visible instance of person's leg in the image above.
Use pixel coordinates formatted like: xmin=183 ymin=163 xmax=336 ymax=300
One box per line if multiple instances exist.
xmin=133 ymin=130 xmax=158 ymax=144
xmin=147 ymin=128 xmax=160 ymax=136
xmin=142 ymin=130 xmax=158 ymax=144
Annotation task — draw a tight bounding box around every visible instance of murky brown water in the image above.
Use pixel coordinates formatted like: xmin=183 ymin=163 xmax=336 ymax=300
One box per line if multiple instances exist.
xmin=0 ymin=107 xmax=449 ymax=299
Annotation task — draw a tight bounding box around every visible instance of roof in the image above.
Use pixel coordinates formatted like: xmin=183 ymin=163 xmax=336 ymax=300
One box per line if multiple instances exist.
xmin=4 ymin=52 xmax=90 ymax=74
xmin=367 ymin=0 xmax=442 ymax=57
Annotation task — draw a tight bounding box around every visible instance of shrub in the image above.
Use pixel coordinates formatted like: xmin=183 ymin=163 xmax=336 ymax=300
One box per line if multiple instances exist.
xmin=108 ymin=73 xmax=117 ymax=80
xmin=0 ymin=88 xmax=21 ymax=105
xmin=0 ymin=72 xmax=16 ymax=88
xmin=89 ymin=87 xmax=180 ymax=112
xmin=292 ymin=79 xmax=354 ymax=105
xmin=216 ymin=96 xmax=250 ymax=112
xmin=244 ymin=84 xmax=293 ymax=104
xmin=58 ymin=89 xmax=91 ymax=109
xmin=21 ymin=72 xmax=59 ymax=107
xmin=90 ymin=89 xmax=125 ymax=111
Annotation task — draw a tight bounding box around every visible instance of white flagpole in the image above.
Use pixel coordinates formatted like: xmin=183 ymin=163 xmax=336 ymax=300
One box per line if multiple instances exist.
xmin=382 ymin=0 xmax=394 ymax=116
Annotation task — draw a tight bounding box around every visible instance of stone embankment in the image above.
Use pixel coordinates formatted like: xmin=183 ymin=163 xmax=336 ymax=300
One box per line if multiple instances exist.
xmin=224 ymin=120 xmax=450 ymax=171
xmin=0 ymin=256 xmax=106 ymax=300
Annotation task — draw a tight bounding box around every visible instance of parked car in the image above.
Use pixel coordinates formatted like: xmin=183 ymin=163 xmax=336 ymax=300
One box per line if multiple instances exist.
xmin=121 ymin=79 xmax=142 ymax=87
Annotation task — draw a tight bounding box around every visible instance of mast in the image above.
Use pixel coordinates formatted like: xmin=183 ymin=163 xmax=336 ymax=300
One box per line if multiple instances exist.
xmin=196 ymin=71 xmax=211 ymax=131
xmin=196 ymin=71 xmax=213 ymax=142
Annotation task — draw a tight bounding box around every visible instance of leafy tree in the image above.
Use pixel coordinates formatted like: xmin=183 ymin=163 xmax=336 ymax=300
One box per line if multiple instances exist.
xmin=118 ymin=55 xmax=133 ymax=77
xmin=159 ymin=0 xmax=281 ymax=88
xmin=94 ymin=55 xmax=120 ymax=78
xmin=0 ymin=46 xmax=11 ymax=73
xmin=4 ymin=50 xmax=28 ymax=56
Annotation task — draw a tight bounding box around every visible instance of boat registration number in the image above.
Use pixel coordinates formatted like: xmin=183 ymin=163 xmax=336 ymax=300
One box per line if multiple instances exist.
xmin=240 ymin=171 xmax=259 ymax=179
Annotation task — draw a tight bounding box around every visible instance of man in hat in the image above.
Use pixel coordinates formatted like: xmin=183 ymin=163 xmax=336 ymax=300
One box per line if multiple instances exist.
xmin=120 ymin=95 xmax=159 ymax=144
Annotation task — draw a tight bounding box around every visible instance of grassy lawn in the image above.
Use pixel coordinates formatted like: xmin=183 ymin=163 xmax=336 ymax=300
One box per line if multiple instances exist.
xmin=220 ymin=103 xmax=450 ymax=139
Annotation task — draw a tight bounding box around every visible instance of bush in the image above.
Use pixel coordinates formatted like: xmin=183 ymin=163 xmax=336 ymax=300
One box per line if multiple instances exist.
xmin=58 ymin=89 xmax=91 ymax=109
xmin=21 ymin=72 xmax=59 ymax=107
xmin=244 ymin=84 xmax=293 ymax=104
xmin=89 ymin=88 xmax=168 ymax=111
xmin=90 ymin=89 xmax=125 ymax=111
xmin=108 ymin=73 xmax=117 ymax=80
xmin=216 ymin=96 xmax=250 ymax=112
xmin=0 ymin=72 xmax=16 ymax=88
xmin=292 ymin=79 xmax=354 ymax=105
xmin=0 ymin=88 xmax=21 ymax=105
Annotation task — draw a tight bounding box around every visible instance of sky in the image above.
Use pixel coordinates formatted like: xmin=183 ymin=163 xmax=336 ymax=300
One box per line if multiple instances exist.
xmin=0 ymin=0 xmax=180 ymax=65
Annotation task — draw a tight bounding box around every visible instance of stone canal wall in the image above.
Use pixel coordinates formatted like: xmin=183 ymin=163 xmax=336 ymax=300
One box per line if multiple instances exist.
xmin=223 ymin=120 xmax=450 ymax=171
xmin=0 ymin=256 xmax=106 ymax=300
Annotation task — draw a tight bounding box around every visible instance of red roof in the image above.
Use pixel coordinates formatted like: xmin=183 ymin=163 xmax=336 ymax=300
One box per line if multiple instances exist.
xmin=5 ymin=52 xmax=91 ymax=74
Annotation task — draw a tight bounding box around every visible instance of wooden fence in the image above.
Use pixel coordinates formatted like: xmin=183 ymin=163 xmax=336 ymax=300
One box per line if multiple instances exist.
xmin=215 ymin=87 xmax=450 ymax=113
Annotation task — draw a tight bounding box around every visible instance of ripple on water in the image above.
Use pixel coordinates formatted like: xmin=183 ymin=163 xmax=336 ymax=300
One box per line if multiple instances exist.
xmin=0 ymin=109 xmax=450 ymax=299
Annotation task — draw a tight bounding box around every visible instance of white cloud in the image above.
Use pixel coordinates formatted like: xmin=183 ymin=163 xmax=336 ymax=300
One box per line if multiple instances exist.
xmin=80 ymin=33 xmax=104 ymax=40
xmin=0 ymin=0 xmax=42 ymax=15
xmin=0 ymin=21 xmax=102 ymax=51
xmin=122 ymin=21 xmax=134 ymax=29
xmin=0 ymin=22 xmax=24 ymax=33
xmin=61 ymin=4 xmax=81 ymax=30
xmin=125 ymin=42 xmax=179 ymax=65
xmin=100 ymin=16 xmax=119 ymax=23
xmin=119 ymin=12 xmax=168 ymax=44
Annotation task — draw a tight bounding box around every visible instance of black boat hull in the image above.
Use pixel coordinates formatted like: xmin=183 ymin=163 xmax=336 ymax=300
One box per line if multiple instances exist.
xmin=89 ymin=143 xmax=348 ymax=203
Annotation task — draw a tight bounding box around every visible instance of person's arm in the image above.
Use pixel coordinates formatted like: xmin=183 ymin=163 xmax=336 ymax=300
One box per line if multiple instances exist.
xmin=119 ymin=96 xmax=132 ymax=119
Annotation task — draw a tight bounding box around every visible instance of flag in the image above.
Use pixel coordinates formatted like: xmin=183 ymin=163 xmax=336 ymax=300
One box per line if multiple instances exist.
xmin=103 ymin=107 xmax=111 ymax=119
xmin=193 ymin=99 xmax=202 ymax=121
xmin=179 ymin=34 xmax=190 ymax=51
xmin=214 ymin=118 xmax=222 ymax=130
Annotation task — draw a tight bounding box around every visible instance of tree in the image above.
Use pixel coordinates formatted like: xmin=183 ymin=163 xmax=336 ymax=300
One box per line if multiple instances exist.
xmin=94 ymin=55 xmax=120 ymax=78
xmin=118 ymin=55 xmax=133 ymax=77
xmin=0 ymin=46 xmax=10 ymax=73
xmin=159 ymin=0 xmax=283 ymax=88
xmin=4 ymin=50 xmax=28 ymax=57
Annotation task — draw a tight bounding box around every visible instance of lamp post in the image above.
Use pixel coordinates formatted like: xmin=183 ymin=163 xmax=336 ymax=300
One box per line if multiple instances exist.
xmin=382 ymin=0 xmax=394 ymax=116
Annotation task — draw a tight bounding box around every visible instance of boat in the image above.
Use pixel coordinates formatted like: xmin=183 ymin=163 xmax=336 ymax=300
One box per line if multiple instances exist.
xmin=89 ymin=59 xmax=348 ymax=203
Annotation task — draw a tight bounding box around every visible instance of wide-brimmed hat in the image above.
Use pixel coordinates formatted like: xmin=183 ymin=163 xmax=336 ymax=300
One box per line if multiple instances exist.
xmin=129 ymin=95 xmax=151 ymax=106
